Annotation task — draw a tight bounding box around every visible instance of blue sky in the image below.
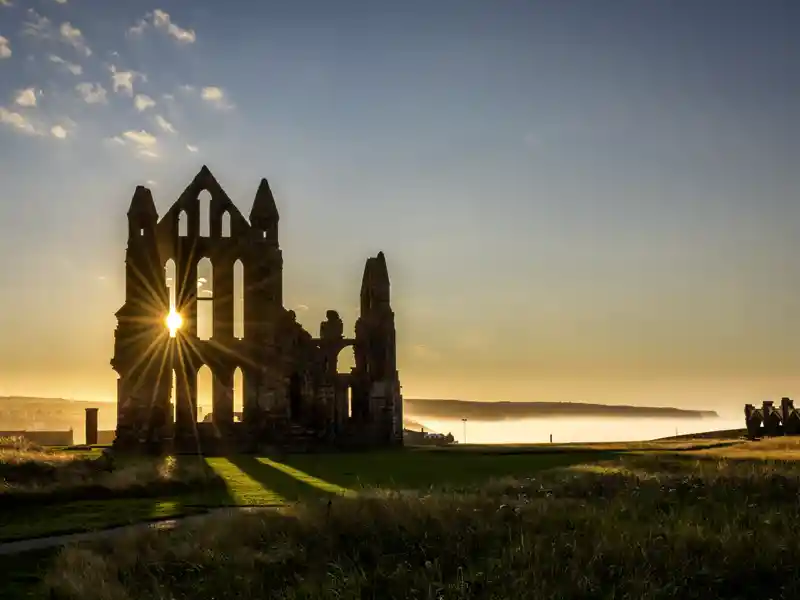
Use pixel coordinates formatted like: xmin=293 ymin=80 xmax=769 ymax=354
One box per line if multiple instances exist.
xmin=0 ymin=0 xmax=798 ymax=412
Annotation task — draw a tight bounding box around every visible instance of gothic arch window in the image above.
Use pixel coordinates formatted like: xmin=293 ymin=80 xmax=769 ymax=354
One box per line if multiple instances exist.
xmin=199 ymin=190 xmax=212 ymax=237
xmin=197 ymin=257 xmax=213 ymax=340
xmin=178 ymin=210 xmax=188 ymax=237
xmin=233 ymin=367 xmax=243 ymax=421
xmin=221 ymin=211 xmax=231 ymax=238
xmin=233 ymin=259 xmax=244 ymax=339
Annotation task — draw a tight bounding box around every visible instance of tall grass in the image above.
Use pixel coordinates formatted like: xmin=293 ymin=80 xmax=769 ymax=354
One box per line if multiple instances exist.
xmin=45 ymin=453 xmax=800 ymax=599
xmin=0 ymin=441 xmax=224 ymax=508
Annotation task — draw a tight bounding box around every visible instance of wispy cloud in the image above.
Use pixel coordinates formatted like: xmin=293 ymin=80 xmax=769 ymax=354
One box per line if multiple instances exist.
xmin=75 ymin=82 xmax=107 ymax=104
xmin=128 ymin=18 xmax=147 ymax=37
xmin=128 ymin=9 xmax=196 ymax=43
xmin=0 ymin=36 xmax=10 ymax=59
xmin=201 ymin=86 xmax=234 ymax=110
xmin=296 ymin=304 xmax=310 ymax=312
xmin=0 ymin=107 xmax=39 ymax=135
xmin=22 ymin=9 xmax=52 ymax=38
xmin=0 ymin=0 xmax=13 ymax=7
xmin=113 ymin=129 xmax=159 ymax=159
xmin=50 ymin=124 xmax=68 ymax=139
xmin=59 ymin=22 xmax=91 ymax=57
xmin=186 ymin=143 xmax=198 ymax=153
xmin=23 ymin=10 xmax=91 ymax=57
xmin=109 ymin=65 xmax=144 ymax=96
xmin=134 ymin=94 xmax=155 ymax=112
xmin=54 ymin=0 xmax=68 ymax=4
xmin=14 ymin=87 xmax=38 ymax=107
xmin=48 ymin=54 xmax=82 ymax=75
xmin=154 ymin=114 xmax=176 ymax=133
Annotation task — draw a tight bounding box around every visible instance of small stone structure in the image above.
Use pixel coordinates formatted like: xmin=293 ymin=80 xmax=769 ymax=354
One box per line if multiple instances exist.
xmin=744 ymin=398 xmax=800 ymax=439
xmin=85 ymin=408 xmax=99 ymax=445
xmin=110 ymin=166 xmax=403 ymax=453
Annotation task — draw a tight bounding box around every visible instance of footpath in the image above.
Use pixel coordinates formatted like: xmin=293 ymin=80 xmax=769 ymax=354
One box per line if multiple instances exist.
xmin=0 ymin=506 xmax=271 ymax=556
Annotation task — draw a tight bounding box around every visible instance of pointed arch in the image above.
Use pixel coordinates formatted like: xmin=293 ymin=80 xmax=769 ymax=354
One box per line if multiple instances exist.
xmin=164 ymin=259 xmax=177 ymax=310
xmin=178 ymin=211 xmax=188 ymax=237
xmin=197 ymin=365 xmax=212 ymax=423
xmin=197 ymin=258 xmax=213 ymax=340
xmin=199 ymin=190 xmax=211 ymax=237
xmin=233 ymin=259 xmax=244 ymax=339
xmin=170 ymin=369 xmax=178 ymax=425
xmin=221 ymin=211 xmax=231 ymax=238
xmin=233 ymin=367 xmax=243 ymax=421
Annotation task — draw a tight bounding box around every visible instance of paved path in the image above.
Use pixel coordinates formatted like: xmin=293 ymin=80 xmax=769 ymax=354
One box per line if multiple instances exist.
xmin=0 ymin=506 xmax=275 ymax=556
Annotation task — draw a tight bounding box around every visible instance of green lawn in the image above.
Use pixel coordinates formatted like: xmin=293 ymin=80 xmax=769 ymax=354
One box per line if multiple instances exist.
xmin=0 ymin=449 xmax=611 ymax=543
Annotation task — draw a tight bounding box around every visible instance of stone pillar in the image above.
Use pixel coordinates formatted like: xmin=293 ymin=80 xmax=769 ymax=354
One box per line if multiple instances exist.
xmin=174 ymin=365 xmax=197 ymax=441
xmin=214 ymin=259 xmax=234 ymax=339
xmin=213 ymin=367 xmax=234 ymax=430
xmin=85 ymin=407 xmax=99 ymax=445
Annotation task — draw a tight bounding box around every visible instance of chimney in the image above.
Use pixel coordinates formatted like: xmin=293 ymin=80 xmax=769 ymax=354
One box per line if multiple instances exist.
xmin=85 ymin=407 xmax=99 ymax=445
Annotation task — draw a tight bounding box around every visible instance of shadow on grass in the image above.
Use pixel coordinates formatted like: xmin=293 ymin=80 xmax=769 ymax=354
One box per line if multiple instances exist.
xmin=0 ymin=455 xmax=226 ymax=543
xmin=225 ymin=456 xmax=345 ymax=503
xmin=275 ymin=449 xmax=619 ymax=492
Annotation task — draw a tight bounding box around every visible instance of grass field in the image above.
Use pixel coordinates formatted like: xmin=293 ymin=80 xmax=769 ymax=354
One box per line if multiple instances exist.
xmin=7 ymin=434 xmax=800 ymax=599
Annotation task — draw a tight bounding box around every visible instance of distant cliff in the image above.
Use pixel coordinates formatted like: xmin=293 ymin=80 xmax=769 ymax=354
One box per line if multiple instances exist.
xmin=404 ymin=399 xmax=719 ymax=420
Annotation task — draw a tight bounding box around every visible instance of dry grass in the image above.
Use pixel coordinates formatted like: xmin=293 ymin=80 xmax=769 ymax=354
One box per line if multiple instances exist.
xmin=0 ymin=439 xmax=223 ymax=508
xmin=44 ymin=444 xmax=800 ymax=600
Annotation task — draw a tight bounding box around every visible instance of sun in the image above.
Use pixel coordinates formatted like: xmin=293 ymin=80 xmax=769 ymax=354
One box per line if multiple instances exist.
xmin=166 ymin=309 xmax=183 ymax=337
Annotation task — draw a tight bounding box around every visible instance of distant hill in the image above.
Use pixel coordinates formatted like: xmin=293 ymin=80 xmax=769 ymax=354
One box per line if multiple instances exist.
xmin=0 ymin=396 xmax=435 ymax=433
xmin=0 ymin=396 xmax=719 ymax=434
xmin=404 ymin=399 xmax=719 ymax=420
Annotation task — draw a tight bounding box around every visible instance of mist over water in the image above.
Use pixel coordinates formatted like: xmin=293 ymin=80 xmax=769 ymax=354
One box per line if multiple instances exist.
xmin=410 ymin=416 xmax=745 ymax=444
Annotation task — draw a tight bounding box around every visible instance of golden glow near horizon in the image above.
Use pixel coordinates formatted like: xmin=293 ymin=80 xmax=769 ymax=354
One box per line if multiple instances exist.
xmin=166 ymin=310 xmax=183 ymax=337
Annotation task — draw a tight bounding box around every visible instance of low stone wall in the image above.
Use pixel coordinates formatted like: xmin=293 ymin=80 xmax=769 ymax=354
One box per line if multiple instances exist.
xmin=0 ymin=430 xmax=74 ymax=446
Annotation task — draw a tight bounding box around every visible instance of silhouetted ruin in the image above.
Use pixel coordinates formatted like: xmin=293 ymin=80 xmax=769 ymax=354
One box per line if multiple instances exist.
xmin=744 ymin=398 xmax=800 ymax=439
xmin=110 ymin=166 xmax=403 ymax=453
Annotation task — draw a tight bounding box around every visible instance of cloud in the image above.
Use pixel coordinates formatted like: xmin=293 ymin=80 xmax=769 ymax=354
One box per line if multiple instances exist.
xmin=54 ymin=0 xmax=67 ymax=3
xmin=128 ymin=18 xmax=148 ymax=37
xmin=201 ymin=86 xmax=234 ymax=110
xmin=109 ymin=66 xmax=145 ymax=96
xmin=113 ymin=129 xmax=160 ymax=159
xmin=129 ymin=10 xmax=196 ymax=43
xmin=179 ymin=84 xmax=195 ymax=93
xmin=0 ymin=36 xmax=10 ymax=59
xmin=75 ymin=82 xmax=107 ymax=104
xmin=186 ymin=144 xmax=198 ymax=153
xmin=145 ymin=179 xmax=157 ymax=187
xmin=23 ymin=11 xmax=91 ymax=57
xmin=123 ymin=129 xmax=157 ymax=147
xmin=134 ymin=94 xmax=155 ymax=112
xmin=0 ymin=0 xmax=12 ymax=6
xmin=0 ymin=106 xmax=39 ymax=135
xmin=152 ymin=9 xmax=196 ymax=43
xmin=59 ymin=22 xmax=91 ymax=57
xmin=22 ymin=9 xmax=52 ymax=38
xmin=14 ymin=88 xmax=38 ymax=107
xmin=50 ymin=124 xmax=68 ymax=139
xmin=154 ymin=114 xmax=176 ymax=133
xmin=296 ymin=304 xmax=310 ymax=312
xmin=48 ymin=54 xmax=82 ymax=75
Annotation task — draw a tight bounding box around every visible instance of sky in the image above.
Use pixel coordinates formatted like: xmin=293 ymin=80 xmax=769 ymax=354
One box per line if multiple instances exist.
xmin=0 ymin=0 xmax=798 ymax=417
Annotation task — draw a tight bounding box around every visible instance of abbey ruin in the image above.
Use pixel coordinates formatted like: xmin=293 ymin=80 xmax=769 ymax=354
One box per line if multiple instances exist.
xmin=110 ymin=166 xmax=403 ymax=453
